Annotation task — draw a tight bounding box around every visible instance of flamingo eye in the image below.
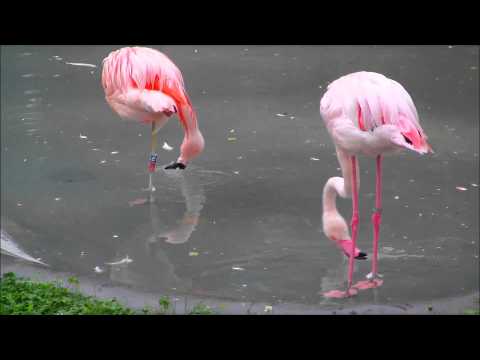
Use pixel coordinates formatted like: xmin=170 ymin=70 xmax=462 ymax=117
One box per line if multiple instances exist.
xmin=402 ymin=134 xmax=413 ymax=145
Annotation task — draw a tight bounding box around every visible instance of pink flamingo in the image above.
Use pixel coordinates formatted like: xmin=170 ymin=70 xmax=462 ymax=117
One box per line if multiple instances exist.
xmin=320 ymin=71 xmax=433 ymax=298
xmin=101 ymin=47 xmax=204 ymax=191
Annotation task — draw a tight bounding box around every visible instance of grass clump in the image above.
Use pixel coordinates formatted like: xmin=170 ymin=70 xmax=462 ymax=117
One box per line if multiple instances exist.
xmin=0 ymin=272 xmax=133 ymax=315
xmin=189 ymin=302 xmax=215 ymax=315
xmin=1 ymin=272 xmax=217 ymax=315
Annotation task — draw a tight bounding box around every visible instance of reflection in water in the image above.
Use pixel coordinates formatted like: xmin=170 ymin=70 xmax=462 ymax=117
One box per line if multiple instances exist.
xmin=150 ymin=169 xmax=205 ymax=245
xmin=107 ymin=169 xmax=205 ymax=291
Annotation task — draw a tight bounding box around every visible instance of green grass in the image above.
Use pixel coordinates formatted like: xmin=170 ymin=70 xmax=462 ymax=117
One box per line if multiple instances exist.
xmin=0 ymin=272 xmax=216 ymax=315
xmin=0 ymin=272 xmax=134 ymax=315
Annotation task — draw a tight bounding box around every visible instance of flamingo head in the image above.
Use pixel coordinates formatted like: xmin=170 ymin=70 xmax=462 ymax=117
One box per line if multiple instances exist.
xmin=383 ymin=125 xmax=433 ymax=155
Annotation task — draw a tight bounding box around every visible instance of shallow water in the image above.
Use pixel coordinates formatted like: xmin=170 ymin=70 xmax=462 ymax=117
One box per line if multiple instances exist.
xmin=1 ymin=45 xmax=478 ymax=308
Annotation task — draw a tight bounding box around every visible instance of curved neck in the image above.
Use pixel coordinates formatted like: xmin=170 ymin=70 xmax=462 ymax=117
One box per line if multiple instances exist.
xmin=323 ymin=177 xmax=343 ymax=214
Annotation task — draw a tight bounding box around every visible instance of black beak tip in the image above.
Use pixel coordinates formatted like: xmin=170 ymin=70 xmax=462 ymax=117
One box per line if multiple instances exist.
xmin=355 ymin=252 xmax=368 ymax=260
xmin=164 ymin=162 xmax=186 ymax=170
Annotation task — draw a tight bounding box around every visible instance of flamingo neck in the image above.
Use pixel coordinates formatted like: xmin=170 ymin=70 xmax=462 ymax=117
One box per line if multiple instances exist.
xmin=323 ymin=177 xmax=343 ymax=214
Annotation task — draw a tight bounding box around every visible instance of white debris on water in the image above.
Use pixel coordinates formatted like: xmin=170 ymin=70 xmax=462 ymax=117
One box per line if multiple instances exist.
xmin=310 ymin=157 xmax=320 ymax=161
xmin=110 ymin=151 xmax=119 ymax=155
xmin=94 ymin=266 xmax=104 ymax=273
xmin=264 ymin=305 xmax=273 ymax=313
xmin=112 ymin=235 xmax=119 ymax=238
xmin=456 ymin=186 xmax=468 ymax=191
xmin=233 ymin=171 xmax=240 ymax=175
xmin=162 ymin=142 xmax=173 ymax=151
xmin=54 ymin=197 xmax=61 ymax=201
xmin=394 ymin=196 xmax=400 ymax=200
xmin=1 ymin=230 xmax=49 ymax=266
xmin=79 ymin=134 xmax=88 ymax=139
xmin=232 ymin=267 xmax=245 ymax=271
xmin=276 ymin=113 xmax=287 ymax=117
xmin=105 ymin=255 xmax=132 ymax=266
xmin=471 ymin=183 xmax=478 ymax=187
xmin=65 ymin=62 xmax=97 ymax=68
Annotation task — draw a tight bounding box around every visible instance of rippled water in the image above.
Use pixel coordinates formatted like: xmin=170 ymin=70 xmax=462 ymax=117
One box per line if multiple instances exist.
xmin=1 ymin=45 xmax=478 ymax=307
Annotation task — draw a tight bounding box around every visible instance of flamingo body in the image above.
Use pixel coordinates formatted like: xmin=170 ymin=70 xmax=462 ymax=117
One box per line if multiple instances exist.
xmin=101 ymin=47 xmax=204 ymax=167
xmin=320 ymin=71 xmax=432 ymax=298
xmin=320 ymin=71 xmax=431 ymax=157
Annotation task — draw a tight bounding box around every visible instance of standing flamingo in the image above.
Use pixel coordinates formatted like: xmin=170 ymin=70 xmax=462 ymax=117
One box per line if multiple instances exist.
xmin=101 ymin=47 xmax=204 ymax=192
xmin=320 ymin=71 xmax=433 ymax=298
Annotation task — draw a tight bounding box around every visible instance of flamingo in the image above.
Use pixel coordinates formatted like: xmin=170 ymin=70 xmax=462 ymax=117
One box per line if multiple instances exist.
xmin=101 ymin=47 xmax=204 ymax=192
xmin=320 ymin=71 xmax=433 ymax=298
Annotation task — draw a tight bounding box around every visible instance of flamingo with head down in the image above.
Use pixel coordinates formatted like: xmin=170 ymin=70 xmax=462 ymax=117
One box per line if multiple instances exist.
xmin=320 ymin=71 xmax=433 ymax=298
xmin=101 ymin=47 xmax=205 ymax=191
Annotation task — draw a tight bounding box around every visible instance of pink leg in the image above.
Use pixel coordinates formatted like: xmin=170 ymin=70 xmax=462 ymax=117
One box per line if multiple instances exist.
xmin=354 ymin=155 xmax=383 ymax=290
xmin=347 ymin=156 xmax=360 ymax=291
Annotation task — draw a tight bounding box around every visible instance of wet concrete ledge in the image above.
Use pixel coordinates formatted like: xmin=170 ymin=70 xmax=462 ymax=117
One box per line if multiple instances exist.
xmin=2 ymin=257 xmax=478 ymax=315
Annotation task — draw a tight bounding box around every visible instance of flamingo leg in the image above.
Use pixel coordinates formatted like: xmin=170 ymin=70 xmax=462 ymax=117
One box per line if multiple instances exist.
xmin=346 ymin=155 xmax=360 ymax=294
xmin=147 ymin=120 xmax=159 ymax=196
xmin=354 ymin=155 xmax=384 ymax=290
xmin=372 ymin=155 xmax=382 ymax=278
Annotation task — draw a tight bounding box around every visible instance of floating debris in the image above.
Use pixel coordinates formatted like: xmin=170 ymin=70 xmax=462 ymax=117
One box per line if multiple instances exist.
xmin=264 ymin=305 xmax=273 ymax=313
xmin=79 ymin=134 xmax=88 ymax=139
xmin=99 ymin=160 xmax=107 ymax=164
xmin=194 ymin=49 xmax=198 ymax=53
xmin=232 ymin=267 xmax=245 ymax=271
xmin=394 ymin=196 xmax=400 ymax=200
xmin=80 ymin=251 xmax=87 ymax=256
xmin=162 ymin=142 xmax=173 ymax=151
xmin=471 ymin=184 xmax=478 ymax=187
xmin=110 ymin=151 xmax=119 ymax=155
xmin=105 ymin=255 xmax=132 ymax=266
xmin=227 ymin=137 xmax=237 ymax=141
xmin=233 ymin=171 xmax=240 ymax=175
xmin=310 ymin=157 xmax=320 ymax=161
xmin=112 ymin=235 xmax=119 ymax=238
xmin=456 ymin=186 xmax=468 ymax=191
xmin=230 ymin=129 xmax=235 ymax=133
xmin=276 ymin=113 xmax=288 ymax=117
xmin=94 ymin=266 xmax=104 ymax=273
xmin=237 ymin=156 xmax=243 ymax=160
xmin=54 ymin=197 xmax=61 ymax=201
xmin=17 ymin=203 xmax=22 ymax=207
xmin=65 ymin=62 xmax=97 ymax=68
xmin=128 ymin=198 xmax=148 ymax=207
xmin=189 ymin=251 xmax=199 ymax=257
